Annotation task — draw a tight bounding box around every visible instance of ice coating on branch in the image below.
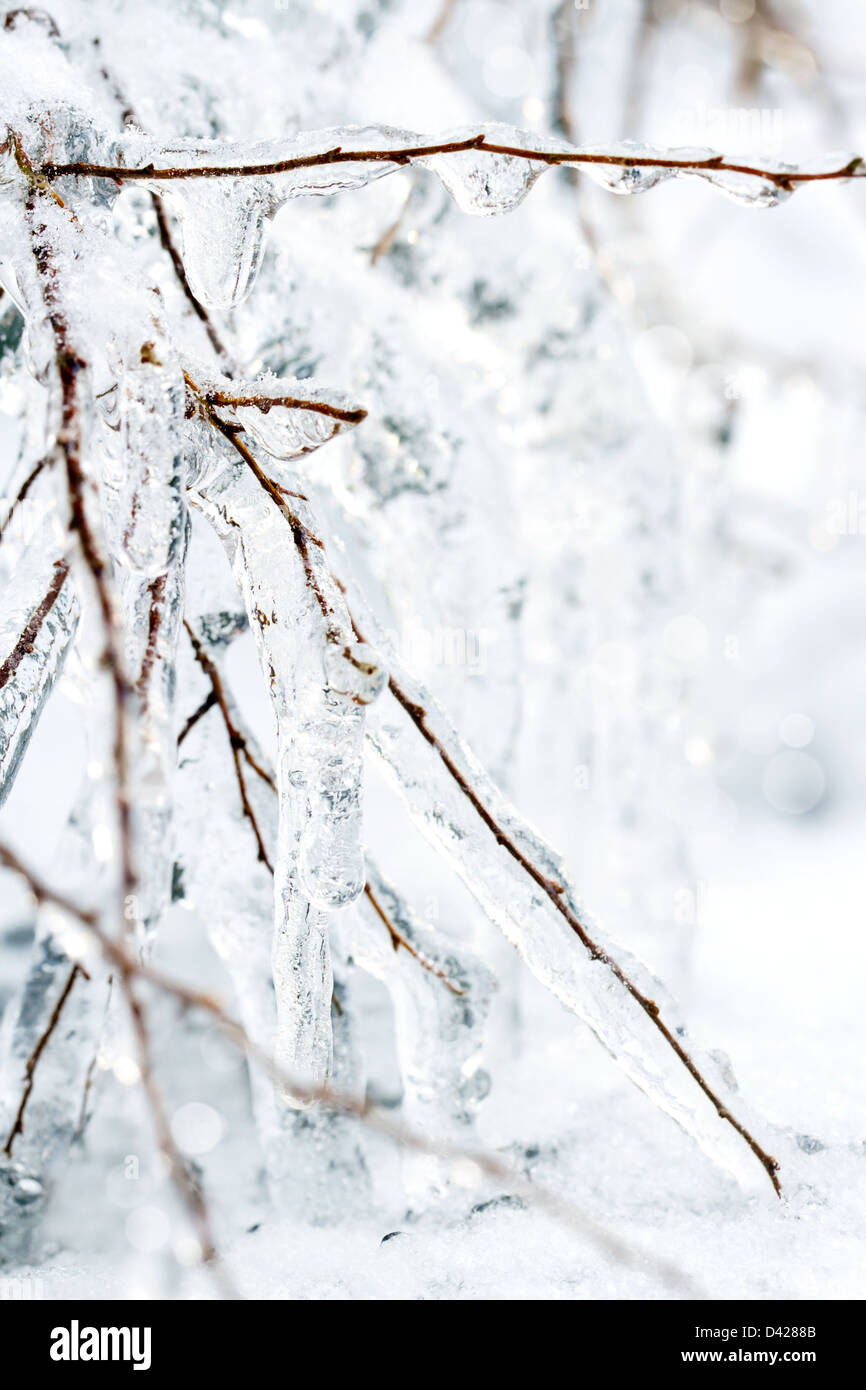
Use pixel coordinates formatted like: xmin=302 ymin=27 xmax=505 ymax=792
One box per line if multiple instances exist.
xmin=103 ymin=346 xmax=188 ymax=576
xmin=419 ymin=125 xmax=555 ymax=215
xmin=0 ymin=15 xmax=120 ymax=187
xmin=188 ymin=368 xmax=366 ymax=463
xmin=108 ymin=123 xmax=852 ymax=307
xmin=4 ymin=0 xmax=863 ymax=1288
xmin=688 ymin=161 xmax=794 ymax=208
xmin=0 ymin=534 xmax=77 ymax=805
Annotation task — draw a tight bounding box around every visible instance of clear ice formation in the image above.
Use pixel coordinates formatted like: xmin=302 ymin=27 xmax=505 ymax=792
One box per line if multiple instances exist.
xmin=0 ymin=11 xmax=821 ymax=1270
xmin=189 ymin=425 xmax=384 ymax=1104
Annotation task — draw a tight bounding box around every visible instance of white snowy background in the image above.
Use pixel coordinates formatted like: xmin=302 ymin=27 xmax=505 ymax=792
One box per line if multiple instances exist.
xmin=0 ymin=0 xmax=864 ymax=1300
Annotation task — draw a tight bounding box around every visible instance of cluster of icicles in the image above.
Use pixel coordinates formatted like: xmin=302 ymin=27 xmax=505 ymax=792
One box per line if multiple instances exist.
xmin=0 ymin=48 xmax=826 ymax=1241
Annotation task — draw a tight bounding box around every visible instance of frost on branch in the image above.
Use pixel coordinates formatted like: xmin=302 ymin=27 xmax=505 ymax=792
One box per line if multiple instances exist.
xmin=0 ymin=0 xmax=859 ymax=1295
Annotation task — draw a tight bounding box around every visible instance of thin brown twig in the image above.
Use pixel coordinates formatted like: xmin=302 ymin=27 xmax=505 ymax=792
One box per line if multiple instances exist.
xmin=177 ymin=688 xmax=218 ymax=746
xmin=42 ymin=135 xmax=489 ymax=181
xmin=42 ymin=133 xmax=863 ymax=190
xmin=83 ymin=29 xmax=236 ymax=370
xmin=0 ymin=557 xmax=69 ymax=691
xmin=204 ymin=390 xmax=366 ymax=426
xmin=2 ymin=961 xmax=86 ymax=1156
xmin=0 ymin=838 xmax=699 ymax=1296
xmin=0 ymin=455 xmax=50 ymax=545
xmin=425 ymin=0 xmax=457 ymax=45
xmin=135 ymin=572 xmax=166 ymax=697
xmin=370 ymin=192 xmax=412 ymax=266
xmin=183 ymin=620 xmax=273 ymax=872
xmin=190 ymin=387 xmax=333 ymax=627
xmin=151 ymin=195 xmax=233 ymax=368
xmin=363 ymin=882 xmax=465 ymax=996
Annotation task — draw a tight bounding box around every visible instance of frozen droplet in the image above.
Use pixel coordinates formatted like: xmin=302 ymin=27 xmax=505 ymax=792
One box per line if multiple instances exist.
xmin=573 ymin=144 xmax=676 ymax=195
xmin=422 ymin=126 xmax=550 ymax=215
xmin=690 ymin=163 xmax=794 ymax=207
xmin=154 ymin=176 xmax=276 ymax=311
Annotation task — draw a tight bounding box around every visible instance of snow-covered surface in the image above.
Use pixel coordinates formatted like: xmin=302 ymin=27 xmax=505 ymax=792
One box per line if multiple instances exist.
xmin=0 ymin=0 xmax=864 ymax=1300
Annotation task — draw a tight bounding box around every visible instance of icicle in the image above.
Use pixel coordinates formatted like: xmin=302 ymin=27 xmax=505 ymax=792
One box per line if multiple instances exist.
xmin=0 ymin=533 xmax=77 ymax=805
xmin=173 ymin=622 xmax=367 ymax=1213
xmin=117 ymin=533 xmax=188 ymax=946
xmin=348 ymin=865 xmax=495 ymax=1198
xmin=102 ymin=344 xmax=187 ymax=577
xmin=189 ymin=427 xmax=384 ymax=1104
xmin=153 ymin=178 xmax=276 ymax=311
xmin=272 ymin=889 xmax=333 ymax=1103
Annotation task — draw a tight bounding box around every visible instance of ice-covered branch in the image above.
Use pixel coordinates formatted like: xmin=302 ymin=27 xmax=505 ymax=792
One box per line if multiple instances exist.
xmin=17 ymin=154 xmax=137 ymax=917
xmin=43 ymin=130 xmax=864 ymax=195
xmin=0 ymin=555 xmax=74 ymax=802
xmin=2 ymin=961 xmax=84 ymax=1157
xmin=374 ymin=666 xmax=781 ymax=1194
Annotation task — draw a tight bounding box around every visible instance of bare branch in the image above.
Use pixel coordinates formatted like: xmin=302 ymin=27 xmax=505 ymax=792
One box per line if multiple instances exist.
xmin=177 ymin=688 xmax=218 ymax=746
